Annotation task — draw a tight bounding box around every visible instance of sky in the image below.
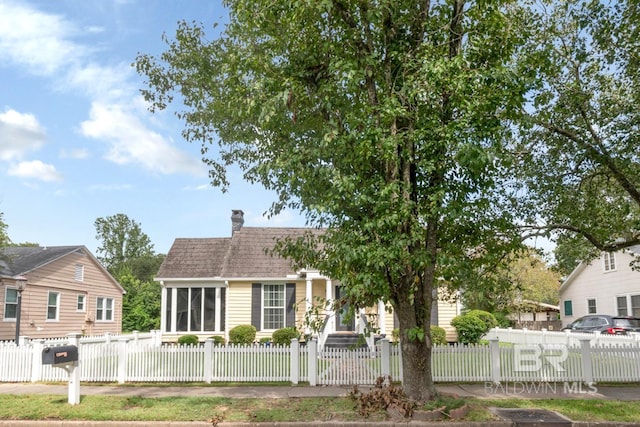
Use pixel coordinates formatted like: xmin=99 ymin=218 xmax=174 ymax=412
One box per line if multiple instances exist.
xmin=0 ymin=0 xmax=308 ymax=256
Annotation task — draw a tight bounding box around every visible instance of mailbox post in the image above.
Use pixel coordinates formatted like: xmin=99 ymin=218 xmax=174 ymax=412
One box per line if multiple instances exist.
xmin=42 ymin=344 xmax=80 ymax=404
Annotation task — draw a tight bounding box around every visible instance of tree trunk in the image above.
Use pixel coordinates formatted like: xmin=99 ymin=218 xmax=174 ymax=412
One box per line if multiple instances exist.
xmin=394 ymin=284 xmax=436 ymax=402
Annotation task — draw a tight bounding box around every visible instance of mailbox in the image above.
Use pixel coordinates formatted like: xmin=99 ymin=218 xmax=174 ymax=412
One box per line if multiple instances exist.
xmin=42 ymin=345 xmax=78 ymax=365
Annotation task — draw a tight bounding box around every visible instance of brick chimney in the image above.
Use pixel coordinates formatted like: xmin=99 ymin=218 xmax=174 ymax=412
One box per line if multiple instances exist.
xmin=231 ymin=210 xmax=244 ymax=234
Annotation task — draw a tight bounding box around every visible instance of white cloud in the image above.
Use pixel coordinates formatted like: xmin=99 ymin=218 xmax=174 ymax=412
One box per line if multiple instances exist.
xmin=59 ymin=148 xmax=90 ymax=159
xmin=66 ymin=62 xmax=133 ymax=101
xmin=80 ymin=102 xmax=206 ymax=176
xmin=8 ymin=160 xmax=63 ymax=182
xmin=0 ymin=0 xmax=85 ymax=75
xmin=0 ymin=109 xmax=46 ymax=161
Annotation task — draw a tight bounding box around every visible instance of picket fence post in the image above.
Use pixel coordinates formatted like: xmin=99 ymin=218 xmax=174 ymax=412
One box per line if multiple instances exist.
xmin=117 ymin=338 xmax=129 ymax=384
xmin=489 ymin=338 xmax=501 ymax=384
xmin=307 ymin=339 xmax=318 ymax=386
xmin=290 ymin=338 xmax=300 ymax=385
xmin=380 ymin=338 xmax=391 ymax=383
xmin=204 ymin=339 xmax=213 ymax=384
xmin=30 ymin=339 xmax=43 ymax=382
xmin=579 ymin=337 xmax=594 ymax=385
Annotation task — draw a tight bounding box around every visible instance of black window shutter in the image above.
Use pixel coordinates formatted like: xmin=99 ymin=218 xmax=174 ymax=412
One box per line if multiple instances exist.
xmin=285 ymin=283 xmax=296 ymax=327
xmin=251 ymin=283 xmax=261 ymax=331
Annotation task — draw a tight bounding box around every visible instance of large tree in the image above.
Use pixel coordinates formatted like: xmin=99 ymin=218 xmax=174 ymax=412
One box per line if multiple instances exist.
xmin=516 ymin=0 xmax=640 ymax=261
xmin=136 ymin=0 xmax=530 ymax=401
xmin=94 ymin=214 xmax=161 ymax=331
xmin=94 ymin=214 xmax=155 ymax=274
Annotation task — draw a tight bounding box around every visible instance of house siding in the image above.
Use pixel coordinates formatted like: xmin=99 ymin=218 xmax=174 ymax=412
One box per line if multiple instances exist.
xmin=560 ymin=251 xmax=640 ymax=326
xmin=226 ymin=282 xmax=253 ymax=337
xmin=1 ymin=250 xmax=122 ymax=340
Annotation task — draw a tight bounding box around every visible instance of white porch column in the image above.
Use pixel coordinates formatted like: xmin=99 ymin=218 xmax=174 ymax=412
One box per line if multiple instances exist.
xmin=325 ymin=279 xmax=333 ymax=333
xmin=378 ymin=300 xmax=386 ymax=335
xmin=159 ymin=281 xmax=167 ymax=333
xmin=305 ymin=278 xmax=313 ymax=334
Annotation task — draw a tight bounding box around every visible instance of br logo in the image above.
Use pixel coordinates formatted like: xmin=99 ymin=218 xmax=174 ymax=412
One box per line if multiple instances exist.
xmin=513 ymin=344 xmax=568 ymax=372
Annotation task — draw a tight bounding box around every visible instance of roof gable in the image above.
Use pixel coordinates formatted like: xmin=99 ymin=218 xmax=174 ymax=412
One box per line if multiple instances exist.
xmin=0 ymin=245 xmax=124 ymax=293
xmin=157 ymin=227 xmax=324 ymax=280
xmin=1 ymin=246 xmax=86 ymax=276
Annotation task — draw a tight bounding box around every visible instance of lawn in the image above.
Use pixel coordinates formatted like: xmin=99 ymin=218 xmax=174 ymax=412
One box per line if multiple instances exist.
xmin=0 ymin=392 xmax=639 ymax=423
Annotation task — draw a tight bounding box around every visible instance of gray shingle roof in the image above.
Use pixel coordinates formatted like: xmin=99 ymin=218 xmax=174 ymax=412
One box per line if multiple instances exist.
xmin=156 ymin=227 xmax=323 ymax=279
xmin=0 ymin=246 xmax=85 ymax=277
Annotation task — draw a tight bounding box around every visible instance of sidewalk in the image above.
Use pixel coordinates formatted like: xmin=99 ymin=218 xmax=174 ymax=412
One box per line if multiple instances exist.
xmin=0 ymin=382 xmax=639 ymax=400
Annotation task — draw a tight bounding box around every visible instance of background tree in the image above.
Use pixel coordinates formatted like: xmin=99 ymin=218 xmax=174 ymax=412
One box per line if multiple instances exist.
xmin=516 ymin=0 xmax=640 ymax=262
xmin=94 ymin=214 xmax=154 ymax=273
xmin=94 ymin=214 xmax=162 ymax=332
xmin=136 ymin=0 xmax=531 ymax=402
xmin=0 ymin=213 xmax=9 ymax=249
xmin=462 ymin=248 xmax=561 ymax=314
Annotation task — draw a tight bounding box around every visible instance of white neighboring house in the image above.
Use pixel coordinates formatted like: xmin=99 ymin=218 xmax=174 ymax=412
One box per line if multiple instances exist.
xmin=559 ymin=245 xmax=640 ymax=327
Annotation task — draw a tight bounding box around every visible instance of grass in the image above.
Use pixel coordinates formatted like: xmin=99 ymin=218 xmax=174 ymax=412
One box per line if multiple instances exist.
xmin=0 ymin=390 xmax=639 ymax=423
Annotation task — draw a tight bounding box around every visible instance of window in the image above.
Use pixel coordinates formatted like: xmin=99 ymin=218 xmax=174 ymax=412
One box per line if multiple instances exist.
xmin=632 ymin=295 xmax=640 ymax=317
xmin=617 ymin=296 xmax=629 ymax=316
xmin=96 ymin=297 xmax=113 ymax=321
xmin=47 ymin=292 xmax=60 ymax=321
xmin=603 ymin=252 xmax=616 ymax=272
xmin=76 ymin=294 xmax=86 ymax=312
xmin=168 ymin=287 xmax=225 ymax=333
xmin=587 ymin=298 xmax=597 ymax=314
xmin=4 ymin=288 xmax=18 ymax=320
xmin=263 ymin=284 xmax=285 ymax=330
xmin=74 ymin=264 xmax=84 ymax=282
xmin=563 ymin=300 xmax=573 ymax=316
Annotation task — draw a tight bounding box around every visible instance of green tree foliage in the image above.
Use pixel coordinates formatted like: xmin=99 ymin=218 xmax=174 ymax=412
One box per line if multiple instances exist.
xmin=94 ymin=214 xmax=154 ymax=273
xmin=0 ymin=213 xmax=10 ymax=249
xmin=136 ymin=1 xmax=531 ymax=401
xmin=118 ymin=270 xmax=161 ymax=332
xmin=94 ymin=214 xmax=162 ymax=332
xmin=463 ymin=248 xmax=561 ymax=314
xmin=515 ymin=0 xmax=640 ymax=259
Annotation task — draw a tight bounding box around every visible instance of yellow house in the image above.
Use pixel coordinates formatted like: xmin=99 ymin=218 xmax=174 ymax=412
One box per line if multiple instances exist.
xmin=155 ymin=210 xmax=459 ymax=345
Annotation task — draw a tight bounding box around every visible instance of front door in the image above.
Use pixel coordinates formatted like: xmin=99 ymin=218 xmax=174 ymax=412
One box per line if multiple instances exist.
xmin=335 ymin=286 xmax=355 ymax=332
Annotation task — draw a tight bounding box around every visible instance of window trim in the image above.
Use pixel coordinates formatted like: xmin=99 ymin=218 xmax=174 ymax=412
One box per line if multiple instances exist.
xmin=3 ymin=287 xmax=18 ymax=321
xmin=76 ymin=294 xmax=86 ymax=312
xmin=262 ymin=283 xmax=286 ymax=331
xmin=586 ymin=298 xmax=597 ymax=314
xmin=47 ymin=291 xmax=60 ymax=321
xmin=603 ymin=252 xmax=617 ymax=272
xmin=96 ymin=297 xmax=114 ymax=322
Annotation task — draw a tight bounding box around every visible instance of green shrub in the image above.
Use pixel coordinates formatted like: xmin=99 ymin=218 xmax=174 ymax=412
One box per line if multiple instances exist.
xmin=492 ymin=312 xmax=513 ymax=328
xmin=259 ymin=337 xmax=271 ymax=344
xmin=430 ymin=325 xmax=447 ymax=345
xmin=391 ymin=328 xmax=400 ymax=343
xmin=178 ymin=334 xmax=199 ymax=345
xmin=208 ymin=335 xmax=226 ymax=346
xmin=229 ymin=324 xmax=257 ymax=345
xmin=271 ymin=327 xmax=300 ymax=346
xmin=465 ymin=310 xmax=498 ymax=331
xmin=451 ymin=314 xmax=487 ymax=344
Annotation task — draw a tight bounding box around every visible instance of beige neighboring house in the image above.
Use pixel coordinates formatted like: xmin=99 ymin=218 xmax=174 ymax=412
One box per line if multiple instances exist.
xmin=559 ymin=245 xmax=640 ymax=327
xmin=155 ymin=210 xmax=460 ymax=345
xmin=0 ymin=246 xmax=125 ymax=341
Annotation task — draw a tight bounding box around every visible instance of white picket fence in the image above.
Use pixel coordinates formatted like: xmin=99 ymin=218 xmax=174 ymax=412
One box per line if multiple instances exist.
xmin=2 ymin=329 xmax=640 ymax=385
